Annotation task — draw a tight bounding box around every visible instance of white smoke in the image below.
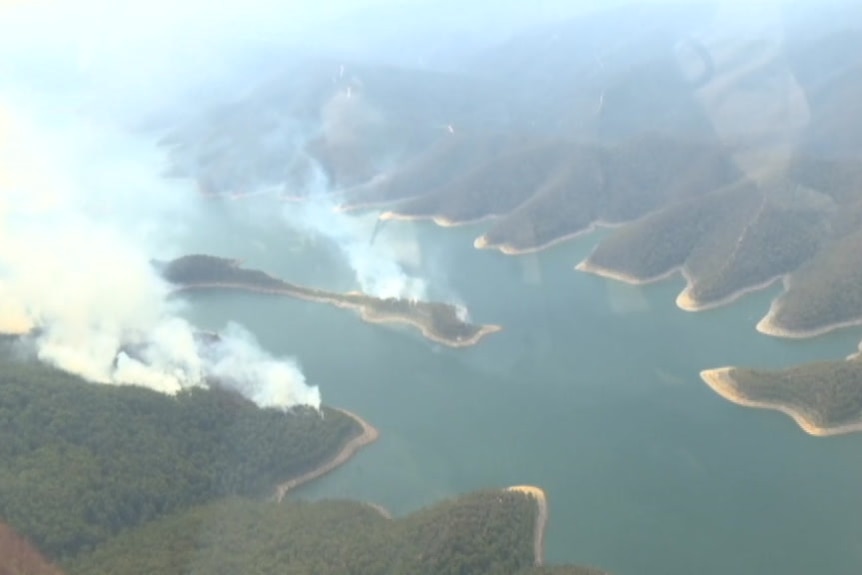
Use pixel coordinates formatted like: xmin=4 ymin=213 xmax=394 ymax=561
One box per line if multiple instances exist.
xmin=202 ymin=323 xmax=319 ymax=409
xmin=320 ymin=89 xmax=381 ymax=147
xmin=280 ymin=89 xmax=428 ymax=300
xmin=283 ymin=158 xmax=428 ymax=300
xmin=0 ymin=89 xmax=320 ymax=410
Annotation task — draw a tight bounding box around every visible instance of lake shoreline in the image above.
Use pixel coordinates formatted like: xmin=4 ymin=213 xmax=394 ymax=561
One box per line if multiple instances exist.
xmin=675 ymin=272 xmax=783 ymax=313
xmin=477 ymin=220 xmax=624 ymax=256
xmin=576 ymin=259 xmax=783 ymax=314
xmin=700 ymin=368 xmax=862 ymax=437
xmin=172 ymin=282 xmax=500 ymax=348
xmin=379 ymin=210 xmax=495 ymax=228
xmin=506 ymin=485 xmax=548 ymax=566
xmin=756 ymin=277 xmax=862 ymax=338
xmin=276 ymin=408 xmax=379 ymax=501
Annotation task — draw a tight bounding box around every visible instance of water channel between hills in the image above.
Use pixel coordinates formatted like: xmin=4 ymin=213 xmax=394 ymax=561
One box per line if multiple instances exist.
xmin=179 ymin=198 xmax=862 ymax=575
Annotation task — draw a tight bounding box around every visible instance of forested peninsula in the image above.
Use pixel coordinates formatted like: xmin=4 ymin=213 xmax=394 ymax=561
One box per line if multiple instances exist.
xmin=701 ymin=354 xmax=862 ymax=436
xmin=158 ymin=254 xmax=501 ymax=348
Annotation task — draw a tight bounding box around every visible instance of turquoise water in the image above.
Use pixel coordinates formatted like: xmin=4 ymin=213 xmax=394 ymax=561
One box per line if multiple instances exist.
xmin=181 ymin=199 xmax=862 ymax=575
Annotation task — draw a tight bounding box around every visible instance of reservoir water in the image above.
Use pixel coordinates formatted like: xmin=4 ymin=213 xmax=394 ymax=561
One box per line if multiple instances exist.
xmin=180 ymin=198 xmax=862 ymax=575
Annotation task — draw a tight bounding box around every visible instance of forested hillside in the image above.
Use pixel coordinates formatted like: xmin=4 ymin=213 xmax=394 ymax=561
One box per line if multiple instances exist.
xmin=705 ymin=354 xmax=862 ymax=436
xmin=0 ymin=358 xmax=359 ymax=559
xmin=0 ymin=356 xmax=609 ymax=574
xmin=582 ymin=174 xmax=835 ymax=310
xmin=67 ymin=492 xmax=603 ymax=575
xmin=757 ymin=223 xmax=862 ymax=336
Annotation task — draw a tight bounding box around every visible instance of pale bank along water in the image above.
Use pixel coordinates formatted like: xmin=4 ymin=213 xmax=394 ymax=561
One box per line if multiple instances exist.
xmin=179 ymin=196 xmax=862 ymax=575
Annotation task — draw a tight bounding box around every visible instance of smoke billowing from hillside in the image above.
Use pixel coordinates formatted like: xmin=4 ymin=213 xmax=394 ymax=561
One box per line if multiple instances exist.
xmin=0 ymin=95 xmax=320 ymax=410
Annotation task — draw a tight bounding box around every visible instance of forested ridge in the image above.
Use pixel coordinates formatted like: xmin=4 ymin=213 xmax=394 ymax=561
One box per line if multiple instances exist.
xmin=373 ymin=134 xmax=740 ymax=255
xmin=583 ymin=173 xmax=834 ymax=310
xmin=67 ymin=493 xmax=607 ymax=575
xmin=0 ymin=355 xmax=609 ymax=574
xmin=761 ymin=223 xmax=862 ymax=334
xmin=0 ymin=358 xmax=358 ymax=559
xmin=728 ymin=356 xmax=862 ymax=432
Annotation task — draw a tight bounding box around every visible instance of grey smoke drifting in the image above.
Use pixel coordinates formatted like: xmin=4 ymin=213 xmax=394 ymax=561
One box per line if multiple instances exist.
xmin=283 ymin=159 xmax=428 ymax=300
xmin=282 ymin=91 xmax=428 ymax=301
xmin=0 ymin=86 xmax=320 ymax=410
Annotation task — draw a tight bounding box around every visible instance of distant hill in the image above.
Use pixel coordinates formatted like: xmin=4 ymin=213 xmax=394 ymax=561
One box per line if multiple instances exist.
xmin=461 ymin=2 xmax=718 ymax=141
xmin=582 ymin=173 xmax=834 ymax=310
xmin=162 ymin=3 xmax=862 ymax=339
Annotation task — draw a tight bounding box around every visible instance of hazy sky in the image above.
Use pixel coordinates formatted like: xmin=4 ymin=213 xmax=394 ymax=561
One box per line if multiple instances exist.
xmin=0 ymin=0 xmax=794 ymax=87
xmin=0 ymin=0 xmax=605 ymax=78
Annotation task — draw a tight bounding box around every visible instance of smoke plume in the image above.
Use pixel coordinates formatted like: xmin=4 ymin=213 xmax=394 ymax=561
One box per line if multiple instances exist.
xmin=0 ymin=90 xmax=320 ymax=410
xmin=281 ymin=91 xmax=428 ymax=300
xmin=284 ymin=158 xmax=428 ymax=300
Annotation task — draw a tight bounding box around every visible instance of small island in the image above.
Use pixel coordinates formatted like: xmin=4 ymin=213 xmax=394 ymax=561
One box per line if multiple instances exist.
xmin=701 ymin=355 xmax=862 ymax=436
xmin=159 ymin=254 xmax=502 ymax=348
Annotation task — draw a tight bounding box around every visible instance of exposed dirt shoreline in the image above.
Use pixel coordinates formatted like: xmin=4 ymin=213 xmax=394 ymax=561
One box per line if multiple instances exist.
xmin=275 ymin=408 xmax=379 ymax=502
xmin=379 ymin=210 xmax=495 ymax=228
xmin=506 ymin=485 xmax=548 ymax=566
xmin=476 ymin=220 xmax=623 ymax=256
xmin=755 ymin=277 xmax=862 ymax=338
xmin=576 ymin=260 xmax=782 ymax=312
xmin=577 ymin=261 xmax=862 ymax=339
xmin=700 ymin=367 xmax=862 ymax=437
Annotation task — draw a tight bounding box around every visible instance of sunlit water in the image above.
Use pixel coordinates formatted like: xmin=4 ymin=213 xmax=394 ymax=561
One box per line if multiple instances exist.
xmin=181 ymin=197 xmax=862 ymax=575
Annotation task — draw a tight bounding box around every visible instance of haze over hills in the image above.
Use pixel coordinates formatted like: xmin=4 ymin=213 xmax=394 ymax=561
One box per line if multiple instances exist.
xmin=162 ymin=3 xmax=862 ymax=343
xmin=6 ymin=1 xmax=862 ymax=574
xmin=153 ymin=4 xmax=862 ymax=445
xmin=156 ymin=2 xmax=862 ymax=445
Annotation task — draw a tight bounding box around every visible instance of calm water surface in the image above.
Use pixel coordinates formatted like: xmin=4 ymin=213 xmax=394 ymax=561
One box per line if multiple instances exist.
xmin=180 ymin=198 xmax=862 ymax=575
